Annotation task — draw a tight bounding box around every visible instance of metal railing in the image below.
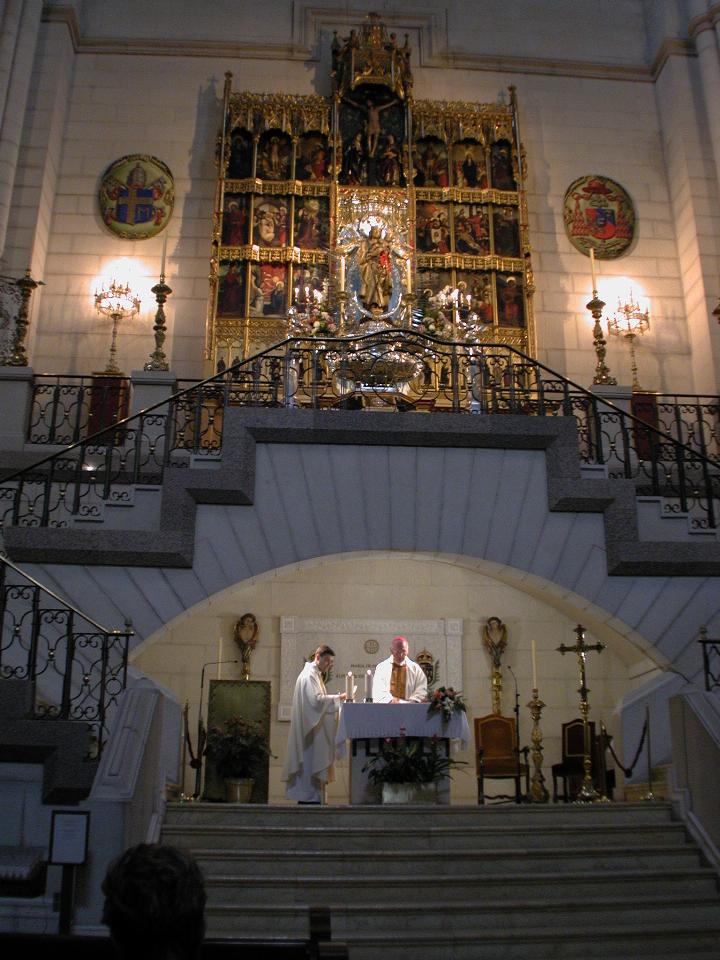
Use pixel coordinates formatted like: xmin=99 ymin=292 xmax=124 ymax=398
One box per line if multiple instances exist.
xmin=27 ymin=375 xmax=131 ymax=446
xmin=0 ymin=555 xmax=132 ymax=751
xmin=2 ymin=330 xmax=719 ymax=530
xmin=633 ymin=393 xmax=719 ymax=466
xmin=699 ymin=626 xmax=720 ymax=693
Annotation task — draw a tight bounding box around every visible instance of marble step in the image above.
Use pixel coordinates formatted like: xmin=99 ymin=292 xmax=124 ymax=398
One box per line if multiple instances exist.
xmin=332 ymin=924 xmax=720 ymax=960
xmin=162 ymin=820 xmax=688 ymax=852
xmin=203 ymin=866 xmax=719 ymax=904
xmin=164 ymin=800 xmax=677 ymax=830
xmin=205 ymin=897 xmax=720 ymax=940
xmin=192 ymin=842 xmax=703 ymax=877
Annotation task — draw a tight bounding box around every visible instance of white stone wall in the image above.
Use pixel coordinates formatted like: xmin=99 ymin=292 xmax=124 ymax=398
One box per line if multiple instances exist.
xmin=4 ymin=1 xmax=716 ymax=390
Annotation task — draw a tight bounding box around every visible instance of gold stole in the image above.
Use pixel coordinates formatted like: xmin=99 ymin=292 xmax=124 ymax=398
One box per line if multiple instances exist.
xmin=390 ymin=662 xmax=407 ymax=700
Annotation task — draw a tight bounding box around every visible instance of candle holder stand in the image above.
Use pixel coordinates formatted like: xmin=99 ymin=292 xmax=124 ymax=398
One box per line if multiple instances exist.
xmin=145 ymin=275 xmax=173 ymax=371
xmin=587 ymin=292 xmax=616 ymax=386
xmin=527 ymin=688 xmax=549 ymax=803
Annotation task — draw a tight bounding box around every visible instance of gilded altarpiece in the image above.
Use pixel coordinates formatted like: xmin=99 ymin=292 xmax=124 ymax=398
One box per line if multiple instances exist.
xmin=205 ymin=15 xmax=535 ymax=371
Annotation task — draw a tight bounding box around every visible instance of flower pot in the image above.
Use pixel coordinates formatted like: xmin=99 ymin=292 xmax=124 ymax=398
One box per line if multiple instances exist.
xmin=224 ymin=777 xmax=254 ymax=803
xmin=381 ymin=782 xmax=438 ymax=804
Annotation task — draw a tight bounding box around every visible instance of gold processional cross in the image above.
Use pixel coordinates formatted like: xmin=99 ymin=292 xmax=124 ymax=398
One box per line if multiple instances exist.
xmin=557 ymin=624 xmax=606 ymax=802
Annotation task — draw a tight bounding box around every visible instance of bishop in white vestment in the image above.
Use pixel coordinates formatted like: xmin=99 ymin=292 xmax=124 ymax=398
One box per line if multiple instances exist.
xmin=372 ymin=636 xmax=428 ymax=704
xmin=282 ymin=645 xmax=346 ymax=803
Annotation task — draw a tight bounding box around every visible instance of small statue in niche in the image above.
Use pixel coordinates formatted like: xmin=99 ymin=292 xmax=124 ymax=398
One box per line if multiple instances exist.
xmin=234 ymin=613 xmax=258 ymax=680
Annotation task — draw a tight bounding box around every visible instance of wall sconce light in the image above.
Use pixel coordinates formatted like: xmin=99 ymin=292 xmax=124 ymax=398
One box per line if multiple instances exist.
xmin=94 ymin=280 xmax=140 ymax=375
xmin=607 ymin=290 xmax=650 ymax=391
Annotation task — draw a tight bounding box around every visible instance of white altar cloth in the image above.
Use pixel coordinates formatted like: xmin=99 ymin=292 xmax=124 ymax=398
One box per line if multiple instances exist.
xmin=336 ymin=702 xmax=471 ymax=755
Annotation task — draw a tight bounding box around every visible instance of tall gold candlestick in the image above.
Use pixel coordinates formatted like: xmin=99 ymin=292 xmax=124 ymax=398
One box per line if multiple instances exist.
xmin=527 ymin=688 xmax=549 ymax=803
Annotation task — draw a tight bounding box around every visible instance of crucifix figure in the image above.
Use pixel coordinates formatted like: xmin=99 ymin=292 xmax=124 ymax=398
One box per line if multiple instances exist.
xmin=557 ymin=624 xmax=605 ymax=802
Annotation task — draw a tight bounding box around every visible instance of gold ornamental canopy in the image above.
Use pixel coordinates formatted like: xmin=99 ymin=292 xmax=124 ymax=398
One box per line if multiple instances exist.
xmin=331 ymin=12 xmax=412 ymax=101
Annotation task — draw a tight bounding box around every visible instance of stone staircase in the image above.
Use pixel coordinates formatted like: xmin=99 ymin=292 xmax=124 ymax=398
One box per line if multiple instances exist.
xmin=161 ymin=801 xmax=720 ymax=959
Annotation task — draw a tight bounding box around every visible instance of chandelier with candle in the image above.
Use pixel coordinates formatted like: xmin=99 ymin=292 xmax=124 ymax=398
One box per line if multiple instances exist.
xmin=94 ymin=280 xmax=140 ymax=375
xmin=607 ymin=290 xmax=650 ymax=391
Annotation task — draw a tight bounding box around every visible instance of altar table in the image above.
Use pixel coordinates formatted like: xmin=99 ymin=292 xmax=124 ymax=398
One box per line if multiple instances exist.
xmin=336 ymin=702 xmax=471 ymax=805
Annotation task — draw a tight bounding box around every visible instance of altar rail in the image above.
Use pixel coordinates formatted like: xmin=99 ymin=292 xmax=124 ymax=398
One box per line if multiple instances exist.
xmin=2 ymin=331 xmax=719 ymax=530
xmin=0 ymin=555 xmax=131 ymax=751
xmin=26 ymin=376 xmax=720 ymax=465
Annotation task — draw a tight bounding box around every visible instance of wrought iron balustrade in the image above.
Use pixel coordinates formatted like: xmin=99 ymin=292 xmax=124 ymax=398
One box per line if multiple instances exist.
xmin=0 ymin=555 xmax=131 ymax=752
xmin=631 ymin=393 xmax=720 ymax=466
xmin=2 ymin=331 xmax=719 ymax=531
xmin=699 ymin=626 xmax=720 ymax=693
xmin=27 ymin=375 xmax=130 ymax=446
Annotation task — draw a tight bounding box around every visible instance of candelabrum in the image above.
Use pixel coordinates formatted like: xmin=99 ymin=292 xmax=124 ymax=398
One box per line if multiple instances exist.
xmin=607 ymin=291 xmax=650 ymax=391
xmin=94 ymin=280 xmax=140 ymax=375
xmin=527 ymin=688 xmax=549 ymax=802
xmin=586 ymin=291 xmax=616 ymax=386
xmin=557 ymin=624 xmax=606 ymax=803
xmin=6 ymin=268 xmax=44 ymax=367
xmin=144 ymin=274 xmax=172 ymax=371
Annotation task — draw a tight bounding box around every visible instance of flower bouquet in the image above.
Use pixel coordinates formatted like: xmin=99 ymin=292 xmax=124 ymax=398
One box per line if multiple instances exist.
xmin=427 ymin=686 xmax=467 ymax=722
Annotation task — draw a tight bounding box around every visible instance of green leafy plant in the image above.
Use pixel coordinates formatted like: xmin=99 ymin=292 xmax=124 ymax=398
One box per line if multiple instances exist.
xmin=205 ymin=716 xmax=271 ymax=779
xmin=362 ymin=728 xmax=466 ymax=785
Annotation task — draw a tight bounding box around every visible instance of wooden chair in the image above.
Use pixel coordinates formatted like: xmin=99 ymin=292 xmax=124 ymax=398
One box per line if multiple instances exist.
xmin=551 ymin=718 xmax=615 ymax=802
xmin=474 ymin=713 xmax=529 ymax=804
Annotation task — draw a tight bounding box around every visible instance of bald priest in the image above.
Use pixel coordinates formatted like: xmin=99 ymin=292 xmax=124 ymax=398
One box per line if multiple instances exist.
xmin=372 ymin=636 xmax=428 ymax=704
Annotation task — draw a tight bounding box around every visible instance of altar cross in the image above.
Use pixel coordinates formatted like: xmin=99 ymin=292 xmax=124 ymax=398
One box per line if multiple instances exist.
xmin=557 ymin=623 xmax=606 ymax=802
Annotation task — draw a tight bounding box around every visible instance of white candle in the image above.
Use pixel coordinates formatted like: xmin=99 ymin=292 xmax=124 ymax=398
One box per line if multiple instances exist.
xmin=531 ymin=638 xmax=538 ymax=690
xmin=339 ymin=255 xmax=346 ymax=292
xmin=589 ymin=247 xmax=597 ymax=292
xmin=160 ymin=235 xmax=167 ymax=277
xmin=405 ymin=256 xmax=412 ymax=292
xmin=346 ymin=671 xmax=354 ymax=701
xmin=364 ymin=669 xmax=372 ymax=701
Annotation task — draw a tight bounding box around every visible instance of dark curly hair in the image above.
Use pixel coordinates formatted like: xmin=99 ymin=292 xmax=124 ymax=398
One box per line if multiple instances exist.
xmin=102 ymin=844 xmax=206 ymax=960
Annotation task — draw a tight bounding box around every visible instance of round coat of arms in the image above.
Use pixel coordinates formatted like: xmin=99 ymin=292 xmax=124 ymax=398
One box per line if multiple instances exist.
xmin=563 ymin=174 xmax=635 ymax=259
xmin=98 ymin=154 xmax=174 ymax=240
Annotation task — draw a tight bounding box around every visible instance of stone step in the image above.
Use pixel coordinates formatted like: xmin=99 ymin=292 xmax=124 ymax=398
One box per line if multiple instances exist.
xmin=164 ymin=800 xmax=676 ymax=829
xmin=330 ymin=924 xmax=720 ymax=960
xmin=329 ymin=895 xmax=720 ymax=935
xmin=192 ymin=843 xmax=703 ymax=877
xmin=162 ymin=820 xmax=688 ymax=852
xmin=203 ymin=866 xmax=719 ymax=904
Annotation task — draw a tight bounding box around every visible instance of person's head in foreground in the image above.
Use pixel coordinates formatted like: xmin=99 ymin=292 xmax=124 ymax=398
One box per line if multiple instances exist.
xmin=102 ymin=843 xmax=206 ymax=960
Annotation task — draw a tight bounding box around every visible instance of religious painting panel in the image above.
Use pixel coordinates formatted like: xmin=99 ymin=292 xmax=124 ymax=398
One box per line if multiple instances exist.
xmin=251 ymin=263 xmax=287 ymax=317
xmin=414 ymin=138 xmax=449 ymax=188
xmin=491 ymin=139 xmax=516 ymax=191
xmin=217 ymin=260 xmax=247 ymax=317
xmin=252 ymin=196 xmax=290 ymax=248
xmin=451 ymin=141 xmax=488 ymax=189
xmin=338 ymin=92 xmax=404 ymax=187
xmin=496 ymin=273 xmax=525 ymax=328
xmin=294 ymin=196 xmax=329 ymax=250
xmin=221 ymin=193 xmax=249 ymax=246
xmin=417 ymin=268 xmax=452 ymax=301
xmin=228 ymin=129 xmax=253 ymax=179
xmin=296 ymin=133 xmax=331 ymax=182
xmin=492 ymin=205 xmax=520 ymax=257
xmin=453 ymin=203 xmax=490 ymax=255
xmin=257 ymin=130 xmax=292 ymax=181
xmin=457 ymin=271 xmax=494 ymax=327
xmin=416 ymin=202 xmax=450 ymax=254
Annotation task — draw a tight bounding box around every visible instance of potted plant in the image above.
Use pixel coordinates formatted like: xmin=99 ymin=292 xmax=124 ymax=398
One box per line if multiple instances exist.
xmin=362 ymin=728 xmax=466 ymax=804
xmin=205 ymin=716 xmax=271 ymax=803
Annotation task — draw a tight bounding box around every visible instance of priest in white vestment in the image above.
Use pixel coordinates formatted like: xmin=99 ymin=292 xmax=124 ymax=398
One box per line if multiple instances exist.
xmin=372 ymin=636 xmax=428 ymax=703
xmin=282 ymin=645 xmax=347 ymax=803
